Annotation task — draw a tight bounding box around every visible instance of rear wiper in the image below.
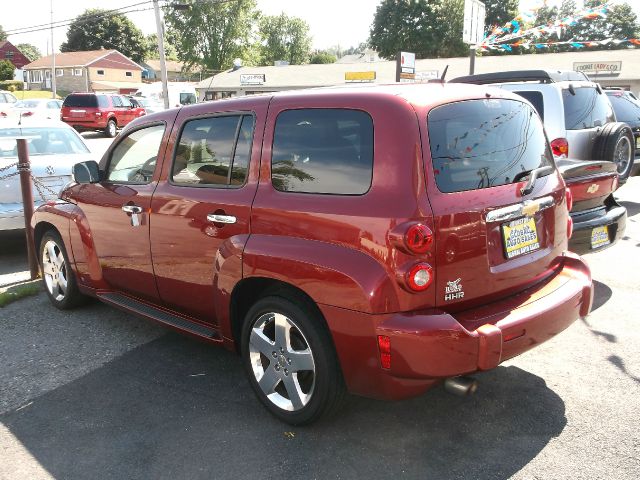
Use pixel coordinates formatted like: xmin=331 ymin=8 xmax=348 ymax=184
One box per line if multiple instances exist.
xmin=517 ymin=165 xmax=554 ymax=196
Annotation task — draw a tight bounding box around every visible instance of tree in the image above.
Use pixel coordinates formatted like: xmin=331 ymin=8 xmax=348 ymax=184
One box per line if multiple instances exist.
xmin=0 ymin=60 xmax=14 ymax=81
xmin=484 ymin=0 xmax=518 ymax=30
xmin=256 ymin=13 xmax=312 ymax=65
xmin=0 ymin=24 xmax=7 ymax=42
xmin=164 ymin=0 xmax=258 ymax=72
xmin=16 ymin=43 xmax=42 ymax=62
xmin=309 ymin=51 xmax=336 ymax=64
xmin=144 ymin=33 xmax=178 ymax=61
xmin=60 ymin=9 xmax=148 ymax=63
xmin=369 ymin=0 xmax=467 ymax=59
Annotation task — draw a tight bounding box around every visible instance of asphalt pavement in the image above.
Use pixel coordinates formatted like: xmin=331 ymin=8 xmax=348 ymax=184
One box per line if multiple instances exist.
xmin=1 ymin=161 xmax=639 ymax=479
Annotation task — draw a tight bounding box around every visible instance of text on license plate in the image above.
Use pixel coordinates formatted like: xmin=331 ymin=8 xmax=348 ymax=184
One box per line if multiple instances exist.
xmin=591 ymin=225 xmax=610 ymax=249
xmin=502 ymin=217 xmax=540 ymax=259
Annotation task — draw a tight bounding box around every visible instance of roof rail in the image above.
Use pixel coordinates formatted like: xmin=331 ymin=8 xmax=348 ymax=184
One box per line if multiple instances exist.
xmin=450 ymin=70 xmax=590 ymax=85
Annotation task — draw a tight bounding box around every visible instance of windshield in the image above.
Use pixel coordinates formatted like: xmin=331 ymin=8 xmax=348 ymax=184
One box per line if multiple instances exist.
xmin=0 ymin=127 xmax=90 ymax=157
xmin=428 ymin=99 xmax=553 ymax=193
xmin=606 ymin=94 xmax=640 ymax=123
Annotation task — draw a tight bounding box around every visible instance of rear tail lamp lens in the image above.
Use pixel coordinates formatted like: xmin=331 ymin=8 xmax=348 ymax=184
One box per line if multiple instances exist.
xmin=22 ymin=111 xmax=33 ymax=117
xmin=550 ymin=138 xmax=569 ymax=158
xmin=405 ymin=224 xmax=433 ymax=254
xmin=567 ymin=216 xmax=573 ymax=239
xmin=377 ymin=335 xmax=391 ymax=369
xmin=406 ymin=263 xmax=433 ymax=292
xmin=0 ymin=111 xmax=6 ymax=117
xmin=565 ymin=187 xmax=573 ymax=212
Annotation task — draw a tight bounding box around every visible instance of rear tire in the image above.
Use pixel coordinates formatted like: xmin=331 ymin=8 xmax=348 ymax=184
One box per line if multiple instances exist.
xmin=39 ymin=230 xmax=85 ymax=310
xmin=241 ymin=295 xmax=346 ymax=425
xmin=104 ymin=119 xmax=117 ymax=138
xmin=593 ymin=122 xmax=634 ymax=181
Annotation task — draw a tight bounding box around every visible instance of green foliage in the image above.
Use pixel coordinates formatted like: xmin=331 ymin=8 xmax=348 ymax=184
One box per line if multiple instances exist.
xmin=16 ymin=43 xmax=42 ymax=62
xmin=369 ymin=0 xmax=467 ymax=59
xmin=0 ymin=24 xmax=7 ymax=42
xmin=0 ymin=80 xmax=24 ymax=91
xmin=0 ymin=60 xmax=14 ymax=81
xmin=256 ymin=13 xmax=312 ymax=65
xmin=484 ymin=0 xmax=518 ymax=29
xmin=0 ymin=282 xmax=42 ymax=308
xmin=60 ymin=9 xmax=148 ymax=63
xmin=164 ymin=0 xmax=258 ymax=72
xmin=145 ymin=33 xmax=178 ymax=61
xmin=309 ymin=51 xmax=337 ymax=64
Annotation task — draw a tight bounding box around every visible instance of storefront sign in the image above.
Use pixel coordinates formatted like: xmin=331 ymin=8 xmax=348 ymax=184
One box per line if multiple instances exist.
xmin=573 ymin=61 xmax=622 ymax=73
xmin=240 ymin=74 xmax=266 ymax=85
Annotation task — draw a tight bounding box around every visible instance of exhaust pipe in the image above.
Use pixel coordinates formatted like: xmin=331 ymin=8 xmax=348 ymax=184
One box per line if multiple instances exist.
xmin=444 ymin=376 xmax=478 ymax=397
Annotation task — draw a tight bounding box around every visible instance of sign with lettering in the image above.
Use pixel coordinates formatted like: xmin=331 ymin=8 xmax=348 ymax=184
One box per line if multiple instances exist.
xmin=573 ymin=61 xmax=622 ymax=74
xmin=240 ymin=74 xmax=266 ymax=85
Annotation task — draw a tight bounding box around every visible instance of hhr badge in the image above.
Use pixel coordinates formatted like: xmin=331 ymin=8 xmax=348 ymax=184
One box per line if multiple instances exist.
xmin=587 ymin=183 xmax=600 ymax=194
xmin=445 ymin=278 xmax=464 ymax=301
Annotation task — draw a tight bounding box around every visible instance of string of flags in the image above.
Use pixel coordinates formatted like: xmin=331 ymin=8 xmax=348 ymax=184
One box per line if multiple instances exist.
xmin=479 ymin=38 xmax=640 ymax=52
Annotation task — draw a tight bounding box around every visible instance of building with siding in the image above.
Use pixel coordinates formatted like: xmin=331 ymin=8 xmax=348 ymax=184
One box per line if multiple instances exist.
xmin=23 ymin=49 xmax=144 ymax=94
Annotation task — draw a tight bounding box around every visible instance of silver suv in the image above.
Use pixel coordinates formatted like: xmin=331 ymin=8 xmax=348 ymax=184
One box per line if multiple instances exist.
xmin=451 ymin=70 xmax=635 ymax=181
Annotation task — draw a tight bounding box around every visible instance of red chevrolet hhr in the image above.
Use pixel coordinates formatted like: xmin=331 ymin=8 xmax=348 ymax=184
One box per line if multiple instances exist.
xmin=33 ymin=83 xmax=593 ymax=424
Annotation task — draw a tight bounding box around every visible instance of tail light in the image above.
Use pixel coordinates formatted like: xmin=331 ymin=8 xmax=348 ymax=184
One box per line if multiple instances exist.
xmin=565 ymin=187 xmax=573 ymax=212
xmin=0 ymin=111 xmax=6 ymax=117
xmin=612 ymin=174 xmax=619 ymax=191
xmin=406 ymin=263 xmax=433 ymax=292
xmin=22 ymin=111 xmax=33 ymax=117
xmin=567 ymin=216 xmax=573 ymax=239
xmin=405 ymin=224 xmax=433 ymax=254
xmin=550 ymin=138 xmax=569 ymax=158
xmin=377 ymin=335 xmax=391 ymax=369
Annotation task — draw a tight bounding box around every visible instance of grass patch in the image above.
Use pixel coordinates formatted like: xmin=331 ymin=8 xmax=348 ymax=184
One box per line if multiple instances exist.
xmin=0 ymin=280 xmax=42 ymax=308
xmin=13 ymin=90 xmax=62 ymax=100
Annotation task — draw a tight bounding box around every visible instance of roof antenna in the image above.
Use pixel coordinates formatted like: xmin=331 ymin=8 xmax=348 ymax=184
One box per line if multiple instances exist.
xmin=428 ymin=65 xmax=449 ymax=84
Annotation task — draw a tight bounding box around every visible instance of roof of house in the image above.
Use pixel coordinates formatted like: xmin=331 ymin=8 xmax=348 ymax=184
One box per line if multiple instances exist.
xmin=143 ymin=59 xmax=187 ymax=73
xmin=24 ymin=49 xmax=143 ymax=70
xmin=197 ymin=48 xmax=640 ymax=91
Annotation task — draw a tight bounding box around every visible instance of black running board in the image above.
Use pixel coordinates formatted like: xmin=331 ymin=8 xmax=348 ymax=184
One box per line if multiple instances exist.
xmin=98 ymin=292 xmax=221 ymax=341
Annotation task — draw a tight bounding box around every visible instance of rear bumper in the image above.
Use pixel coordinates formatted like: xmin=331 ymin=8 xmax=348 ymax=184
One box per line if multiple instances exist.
xmin=569 ymin=196 xmax=626 ymax=254
xmin=61 ymin=118 xmax=108 ymax=130
xmin=321 ymin=252 xmax=592 ymax=401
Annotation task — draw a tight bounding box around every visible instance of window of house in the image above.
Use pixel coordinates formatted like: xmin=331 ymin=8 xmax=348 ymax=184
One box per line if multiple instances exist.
xmin=271 ymin=109 xmax=374 ymax=195
xmin=106 ymin=124 xmax=166 ymax=183
xmin=171 ymin=114 xmax=254 ymax=187
xmin=125 ymin=71 xmax=133 ymax=77
xmin=96 ymin=69 xmax=105 ymax=76
xmin=73 ymin=69 xmax=82 ymax=76
xmin=5 ymin=51 xmax=14 ymax=59
xmin=56 ymin=69 xmax=63 ymax=77
xmin=30 ymin=70 xmax=43 ymax=83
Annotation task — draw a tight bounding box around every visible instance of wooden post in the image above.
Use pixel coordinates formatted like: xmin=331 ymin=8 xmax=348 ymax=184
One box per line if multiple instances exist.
xmin=16 ymin=138 xmax=39 ymax=280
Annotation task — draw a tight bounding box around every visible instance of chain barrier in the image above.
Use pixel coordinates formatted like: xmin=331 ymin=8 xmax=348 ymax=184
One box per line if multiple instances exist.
xmin=31 ymin=175 xmax=62 ymax=202
xmin=0 ymin=162 xmax=61 ymax=201
xmin=0 ymin=162 xmax=19 ymax=181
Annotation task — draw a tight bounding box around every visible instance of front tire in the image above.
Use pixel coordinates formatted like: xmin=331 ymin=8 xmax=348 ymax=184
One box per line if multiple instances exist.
xmin=241 ymin=295 xmax=346 ymax=425
xmin=39 ymin=230 xmax=84 ymax=310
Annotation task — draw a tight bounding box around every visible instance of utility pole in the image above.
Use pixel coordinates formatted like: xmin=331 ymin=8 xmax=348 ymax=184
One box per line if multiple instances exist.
xmin=153 ymin=0 xmax=170 ymax=109
xmin=51 ymin=0 xmax=57 ymax=99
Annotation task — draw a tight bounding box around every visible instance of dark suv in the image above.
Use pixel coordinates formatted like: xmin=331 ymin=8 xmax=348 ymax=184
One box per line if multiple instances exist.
xmin=33 ymin=84 xmax=593 ymax=424
xmin=61 ymin=93 xmax=146 ymax=138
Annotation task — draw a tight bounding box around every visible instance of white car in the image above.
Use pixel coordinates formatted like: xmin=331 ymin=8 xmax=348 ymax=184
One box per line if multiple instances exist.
xmin=1 ymin=98 xmax=63 ymax=120
xmin=0 ymin=119 xmax=92 ymax=231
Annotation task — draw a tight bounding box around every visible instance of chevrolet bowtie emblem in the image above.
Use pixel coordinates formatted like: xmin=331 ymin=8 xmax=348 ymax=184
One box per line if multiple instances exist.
xmin=521 ymin=201 xmax=541 ymax=216
xmin=587 ymin=183 xmax=599 ymax=194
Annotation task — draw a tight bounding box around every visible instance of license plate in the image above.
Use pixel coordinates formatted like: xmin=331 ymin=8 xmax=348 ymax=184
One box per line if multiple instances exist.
xmin=502 ymin=217 xmax=540 ymax=259
xmin=70 ymin=110 xmax=86 ymax=117
xmin=591 ymin=225 xmax=610 ymax=249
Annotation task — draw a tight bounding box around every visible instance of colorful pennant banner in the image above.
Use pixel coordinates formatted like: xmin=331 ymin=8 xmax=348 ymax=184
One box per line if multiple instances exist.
xmin=478 ymin=38 xmax=640 ymax=52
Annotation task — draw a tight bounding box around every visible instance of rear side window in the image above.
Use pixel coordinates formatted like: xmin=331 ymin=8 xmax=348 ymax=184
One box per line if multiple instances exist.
xmin=171 ymin=114 xmax=254 ymax=187
xmin=514 ymin=91 xmax=544 ymax=120
xmin=97 ymin=95 xmax=109 ymax=108
xmin=271 ymin=109 xmax=373 ymax=194
xmin=62 ymin=94 xmax=98 ymax=108
xmin=428 ymin=99 xmax=552 ymax=193
xmin=563 ymin=87 xmax=614 ymax=130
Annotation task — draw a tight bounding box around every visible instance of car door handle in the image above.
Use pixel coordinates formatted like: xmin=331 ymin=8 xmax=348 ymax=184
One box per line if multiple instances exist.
xmin=207 ymin=214 xmax=236 ymax=224
xmin=122 ymin=205 xmax=143 ymax=214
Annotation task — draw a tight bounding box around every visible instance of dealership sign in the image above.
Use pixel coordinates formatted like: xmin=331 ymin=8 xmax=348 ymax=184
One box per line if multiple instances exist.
xmin=573 ymin=61 xmax=622 ymax=74
xmin=240 ymin=74 xmax=266 ymax=85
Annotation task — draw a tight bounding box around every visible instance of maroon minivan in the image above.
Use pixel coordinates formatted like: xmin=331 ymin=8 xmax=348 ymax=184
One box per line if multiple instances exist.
xmin=60 ymin=93 xmax=146 ymax=138
xmin=33 ymin=84 xmax=593 ymax=424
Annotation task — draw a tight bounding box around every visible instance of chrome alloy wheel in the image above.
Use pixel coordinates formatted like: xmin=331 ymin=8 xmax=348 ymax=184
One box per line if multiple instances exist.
xmin=42 ymin=240 xmax=68 ymax=302
xmin=614 ymin=135 xmax=632 ymax=175
xmin=249 ymin=312 xmax=316 ymax=411
xmin=107 ymin=120 xmax=117 ymax=137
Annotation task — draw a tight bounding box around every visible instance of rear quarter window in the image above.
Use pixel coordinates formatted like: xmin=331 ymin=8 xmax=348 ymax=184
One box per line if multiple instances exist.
xmin=271 ymin=109 xmax=373 ymax=195
xmin=563 ymin=87 xmax=614 ymax=130
xmin=513 ymin=91 xmax=544 ymax=120
xmin=428 ymin=99 xmax=552 ymax=193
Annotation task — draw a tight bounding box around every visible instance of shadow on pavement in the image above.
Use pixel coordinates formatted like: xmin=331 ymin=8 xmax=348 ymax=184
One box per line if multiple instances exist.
xmin=0 ymin=231 xmax=28 ymax=278
xmin=619 ymin=200 xmax=640 ymax=218
xmin=591 ymin=280 xmax=613 ymax=312
xmin=1 ymin=333 xmax=566 ymax=480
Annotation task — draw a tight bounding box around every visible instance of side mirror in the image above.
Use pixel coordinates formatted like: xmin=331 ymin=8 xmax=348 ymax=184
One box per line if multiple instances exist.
xmin=73 ymin=161 xmax=101 ymax=184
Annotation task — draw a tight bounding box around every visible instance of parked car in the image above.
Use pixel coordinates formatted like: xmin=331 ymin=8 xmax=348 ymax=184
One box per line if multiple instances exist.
xmin=451 ymin=70 xmax=627 ymax=254
xmin=604 ymin=88 xmax=640 ymax=160
xmin=0 ymin=119 xmax=92 ymax=231
xmin=0 ymin=98 xmax=63 ymax=120
xmin=129 ymin=95 xmax=164 ymax=115
xmin=0 ymin=90 xmax=18 ymax=108
xmin=60 ymin=93 xmax=146 ymax=138
xmin=32 ymin=84 xmax=593 ymax=424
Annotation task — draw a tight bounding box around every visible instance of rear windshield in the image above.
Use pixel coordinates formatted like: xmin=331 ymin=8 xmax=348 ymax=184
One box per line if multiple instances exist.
xmin=606 ymin=94 xmax=640 ymax=123
xmin=428 ymin=99 xmax=552 ymax=193
xmin=563 ymin=87 xmax=614 ymax=130
xmin=62 ymin=94 xmax=98 ymax=108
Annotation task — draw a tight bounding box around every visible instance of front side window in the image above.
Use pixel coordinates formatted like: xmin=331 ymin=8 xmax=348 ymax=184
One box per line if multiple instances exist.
xmin=172 ymin=114 xmax=254 ymax=187
xmin=271 ymin=109 xmax=374 ymax=194
xmin=106 ymin=124 xmax=165 ymax=183
xmin=563 ymin=87 xmax=614 ymax=130
xmin=428 ymin=99 xmax=553 ymax=193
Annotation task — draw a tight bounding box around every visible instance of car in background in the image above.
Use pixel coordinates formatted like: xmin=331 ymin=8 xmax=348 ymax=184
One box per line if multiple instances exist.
xmin=0 ymin=120 xmax=92 ymax=231
xmin=129 ymin=96 xmax=164 ymax=115
xmin=0 ymin=90 xmax=18 ymax=108
xmin=605 ymin=88 xmax=640 ymax=160
xmin=1 ymin=98 xmax=63 ymax=120
xmin=60 ymin=93 xmax=145 ymax=138
xmin=451 ymin=69 xmax=628 ymax=255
